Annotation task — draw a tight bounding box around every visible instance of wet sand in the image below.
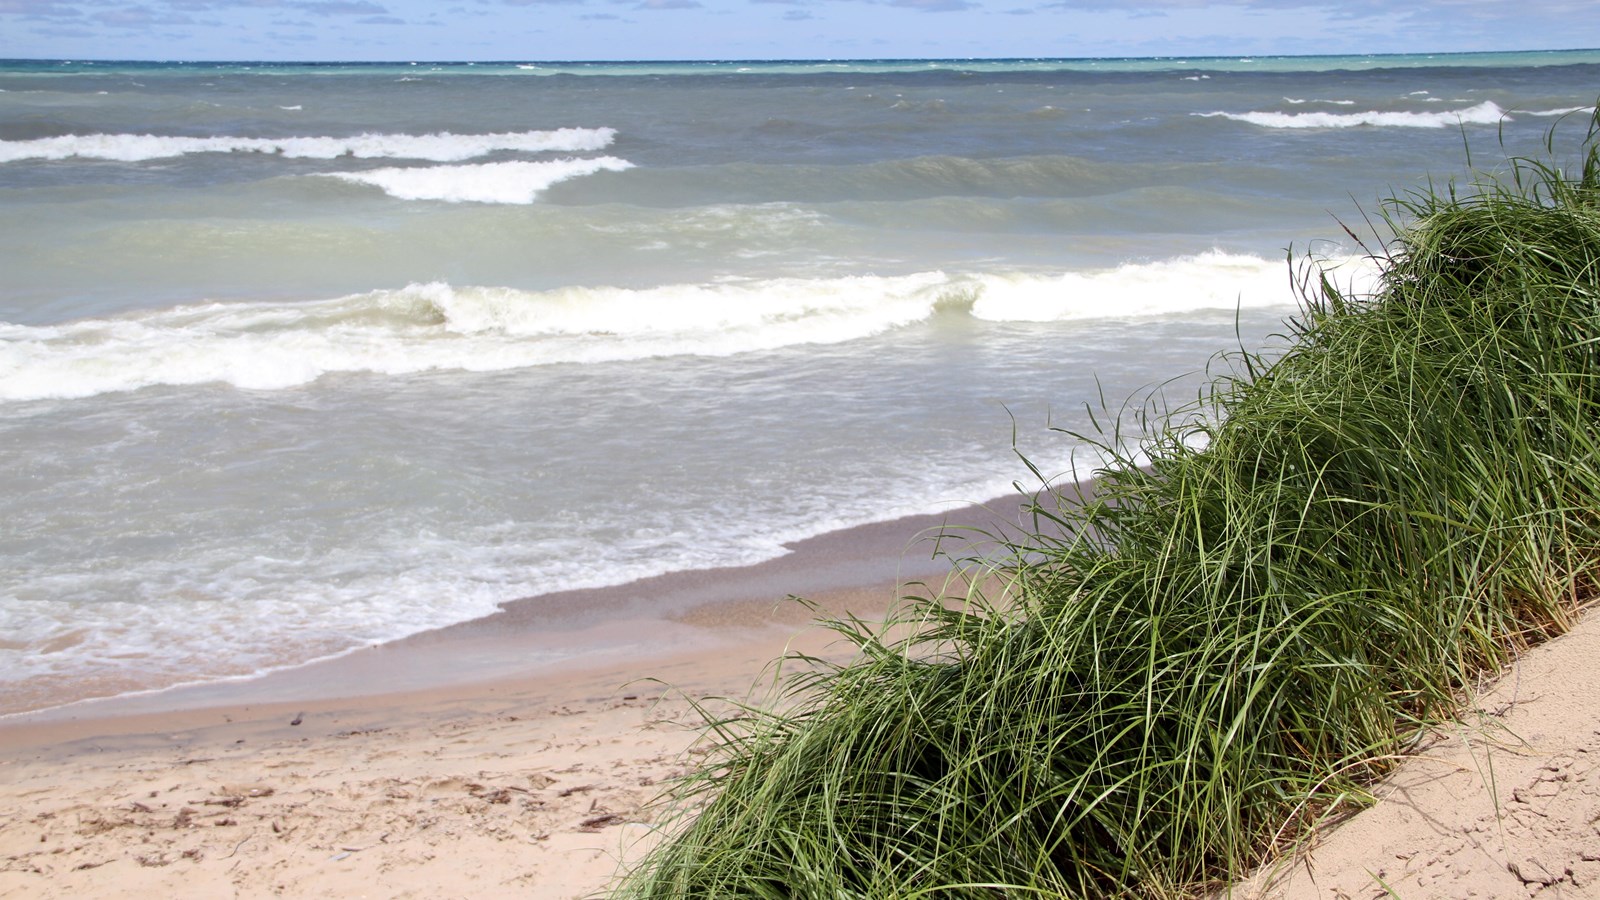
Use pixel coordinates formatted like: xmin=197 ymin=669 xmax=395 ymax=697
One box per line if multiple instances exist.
xmin=3 ymin=490 xmax=1040 ymax=726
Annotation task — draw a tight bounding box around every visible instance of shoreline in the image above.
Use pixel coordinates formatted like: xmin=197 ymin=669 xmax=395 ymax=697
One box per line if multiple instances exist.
xmin=4 ymin=480 xmax=1600 ymax=898
xmin=0 ymin=488 xmax=1051 ymax=898
xmin=0 ymin=488 xmax=1043 ymax=739
xmin=5 ymin=574 xmax=1598 ymax=900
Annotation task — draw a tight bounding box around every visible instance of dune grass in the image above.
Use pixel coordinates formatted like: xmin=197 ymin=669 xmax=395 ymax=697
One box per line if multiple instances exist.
xmin=613 ymin=109 xmax=1600 ymax=899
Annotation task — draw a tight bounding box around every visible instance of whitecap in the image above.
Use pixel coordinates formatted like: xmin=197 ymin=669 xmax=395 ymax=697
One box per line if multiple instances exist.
xmin=0 ymin=127 xmax=618 ymax=164
xmin=967 ymin=251 xmax=1378 ymax=322
xmin=0 ymin=273 xmax=950 ymax=400
xmin=0 ymin=254 xmax=1366 ymax=403
xmin=1195 ymin=101 xmax=1506 ymax=129
xmin=1523 ymin=106 xmax=1595 ymax=117
xmin=323 ymin=157 xmax=633 ymax=204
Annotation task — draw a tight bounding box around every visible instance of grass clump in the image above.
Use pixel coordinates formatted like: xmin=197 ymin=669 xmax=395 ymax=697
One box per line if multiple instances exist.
xmin=613 ymin=109 xmax=1600 ymax=899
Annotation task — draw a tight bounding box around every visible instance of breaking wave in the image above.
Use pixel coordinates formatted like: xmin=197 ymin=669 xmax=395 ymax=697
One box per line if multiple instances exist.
xmin=0 ymin=127 xmax=618 ymax=164
xmin=1196 ymin=101 xmax=1507 ymax=129
xmin=323 ymin=157 xmax=635 ymax=203
xmin=0 ymin=252 xmax=1376 ymax=402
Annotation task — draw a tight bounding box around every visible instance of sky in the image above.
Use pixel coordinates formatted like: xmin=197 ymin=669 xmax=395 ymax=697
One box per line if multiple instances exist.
xmin=0 ymin=0 xmax=1596 ymax=62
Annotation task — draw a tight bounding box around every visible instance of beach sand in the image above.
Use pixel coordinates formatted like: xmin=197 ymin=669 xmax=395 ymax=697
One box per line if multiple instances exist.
xmin=1235 ymin=609 xmax=1600 ymax=900
xmin=3 ymin=492 xmax=1598 ymax=899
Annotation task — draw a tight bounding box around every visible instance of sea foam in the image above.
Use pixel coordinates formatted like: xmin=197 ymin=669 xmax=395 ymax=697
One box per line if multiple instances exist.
xmin=1525 ymin=106 xmax=1596 ymax=117
xmin=0 ymin=127 xmax=617 ymax=164
xmin=0 ymin=253 xmax=1355 ymax=402
xmin=968 ymin=251 xmax=1375 ymax=321
xmin=324 ymin=157 xmax=634 ymax=203
xmin=0 ymin=275 xmax=947 ymax=400
xmin=1197 ymin=100 xmax=1507 ymax=129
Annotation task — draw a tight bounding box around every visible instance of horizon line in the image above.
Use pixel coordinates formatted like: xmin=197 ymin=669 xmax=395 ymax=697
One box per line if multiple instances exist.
xmin=2 ymin=47 xmax=1597 ymax=67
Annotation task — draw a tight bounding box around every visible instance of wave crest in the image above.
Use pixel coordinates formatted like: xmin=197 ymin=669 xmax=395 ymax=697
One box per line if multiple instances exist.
xmin=1196 ymin=101 xmax=1506 ymax=129
xmin=0 ymin=127 xmax=618 ymax=164
xmin=0 ymin=254 xmax=1355 ymax=402
xmin=323 ymin=157 xmax=634 ymax=204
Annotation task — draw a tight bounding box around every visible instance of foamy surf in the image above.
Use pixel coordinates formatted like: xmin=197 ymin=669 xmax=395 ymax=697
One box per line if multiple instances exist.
xmin=1524 ymin=106 xmax=1596 ymax=117
xmin=0 ymin=253 xmax=1352 ymax=402
xmin=324 ymin=157 xmax=635 ymax=203
xmin=969 ymin=251 xmax=1378 ymax=322
xmin=1196 ymin=100 xmax=1507 ymax=129
xmin=0 ymin=127 xmax=617 ymax=163
xmin=0 ymin=274 xmax=949 ymax=399
xmin=0 ymin=439 xmax=1075 ymax=720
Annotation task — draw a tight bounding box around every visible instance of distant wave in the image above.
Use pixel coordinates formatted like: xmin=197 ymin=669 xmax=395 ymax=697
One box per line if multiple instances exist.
xmin=1196 ymin=100 xmax=1506 ymax=129
xmin=1523 ymin=106 xmax=1596 ymax=117
xmin=323 ymin=157 xmax=634 ymax=204
xmin=565 ymin=154 xmax=1142 ymax=207
xmin=0 ymin=253 xmax=1371 ymax=402
xmin=0 ymin=127 xmax=617 ymax=164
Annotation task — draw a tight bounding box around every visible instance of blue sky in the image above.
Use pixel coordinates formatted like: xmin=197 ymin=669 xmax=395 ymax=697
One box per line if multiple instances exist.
xmin=1 ymin=0 xmax=1595 ymax=61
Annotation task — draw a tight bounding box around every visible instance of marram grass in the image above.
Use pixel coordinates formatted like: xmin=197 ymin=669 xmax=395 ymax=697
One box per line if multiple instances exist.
xmin=613 ymin=109 xmax=1600 ymax=899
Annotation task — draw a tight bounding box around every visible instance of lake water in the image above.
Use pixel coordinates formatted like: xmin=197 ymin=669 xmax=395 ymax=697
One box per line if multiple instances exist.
xmin=2 ymin=51 xmax=1596 ymax=714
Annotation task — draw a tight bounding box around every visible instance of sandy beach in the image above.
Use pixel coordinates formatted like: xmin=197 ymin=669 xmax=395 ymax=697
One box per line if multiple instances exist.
xmin=1235 ymin=608 xmax=1600 ymax=900
xmin=4 ymin=491 xmax=1598 ymax=899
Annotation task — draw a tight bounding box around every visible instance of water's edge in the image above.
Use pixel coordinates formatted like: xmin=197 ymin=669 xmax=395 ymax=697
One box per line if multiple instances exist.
xmin=3 ymin=486 xmax=1057 ymax=727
